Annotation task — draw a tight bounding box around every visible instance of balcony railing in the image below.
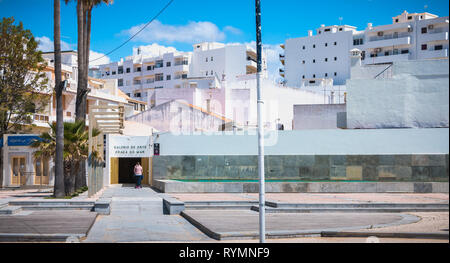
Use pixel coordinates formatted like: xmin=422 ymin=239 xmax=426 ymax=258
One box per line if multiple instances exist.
xmin=368 ymin=32 xmax=410 ymax=42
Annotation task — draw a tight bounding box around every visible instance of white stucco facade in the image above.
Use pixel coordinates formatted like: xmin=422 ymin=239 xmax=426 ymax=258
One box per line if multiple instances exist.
xmin=280 ymin=11 xmax=449 ymax=87
xmin=346 ymin=58 xmax=449 ymax=129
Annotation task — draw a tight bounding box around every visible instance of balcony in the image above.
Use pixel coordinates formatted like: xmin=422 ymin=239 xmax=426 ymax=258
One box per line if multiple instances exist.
xmin=365 ymin=53 xmax=410 ymax=64
xmin=421 ymin=48 xmax=448 ymax=59
xmin=421 ymin=31 xmax=449 ymax=44
xmin=366 ymin=35 xmax=411 ymax=49
xmin=279 ymin=54 xmax=285 ymax=65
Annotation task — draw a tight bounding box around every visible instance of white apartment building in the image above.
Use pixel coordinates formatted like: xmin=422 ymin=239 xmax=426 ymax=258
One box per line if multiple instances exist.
xmin=280 ymin=11 xmax=449 ymax=87
xmin=98 ymin=42 xmax=267 ymax=105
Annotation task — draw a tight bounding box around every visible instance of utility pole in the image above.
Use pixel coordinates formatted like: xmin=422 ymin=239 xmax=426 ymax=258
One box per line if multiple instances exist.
xmin=255 ymin=0 xmax=265 ymax=243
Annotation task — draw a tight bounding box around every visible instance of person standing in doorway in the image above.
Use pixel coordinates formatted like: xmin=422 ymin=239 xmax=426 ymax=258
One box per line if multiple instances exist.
xmin=134 ymin=162 xmax=143 ymax=189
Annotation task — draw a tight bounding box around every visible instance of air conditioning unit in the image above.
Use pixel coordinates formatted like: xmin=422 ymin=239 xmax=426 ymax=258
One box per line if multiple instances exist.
xmin=428 ymin=24 xmax=434 ymax=30
xmin=377 ymin=31 xmax=384 ymax=36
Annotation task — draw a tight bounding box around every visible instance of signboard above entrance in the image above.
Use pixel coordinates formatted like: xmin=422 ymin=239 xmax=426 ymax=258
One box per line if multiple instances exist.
xmin=109 ymin=136 xmax=152 ymax=158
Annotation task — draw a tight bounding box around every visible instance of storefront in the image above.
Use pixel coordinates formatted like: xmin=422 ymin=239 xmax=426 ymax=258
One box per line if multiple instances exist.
xmin=1 ymin=134 xmax=53 ymax=187
xmin=104 ymin=135 xmax=153 ymax=186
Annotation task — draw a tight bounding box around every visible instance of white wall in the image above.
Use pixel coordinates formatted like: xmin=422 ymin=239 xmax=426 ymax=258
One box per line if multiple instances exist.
xmin=153 ymin=128 xmax=449 ymax=156
xmin=293 ymin=104 xmax=346 ymax=130
xmin=347 ymin=59 xmax=449 ymax=128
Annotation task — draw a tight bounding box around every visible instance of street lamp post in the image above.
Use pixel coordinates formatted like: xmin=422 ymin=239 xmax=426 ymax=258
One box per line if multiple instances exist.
xmin=255 ymin=0 xmax=265 ymax=243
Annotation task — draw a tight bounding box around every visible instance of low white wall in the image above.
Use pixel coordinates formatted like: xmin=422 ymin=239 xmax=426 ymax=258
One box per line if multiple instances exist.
xmin=293 ymin=104 xmax=346 ymax=130
xmin=347 ymin=59 xmax=449 ymax=129
xmin=153 ymin=128 xmax=449 ymax=156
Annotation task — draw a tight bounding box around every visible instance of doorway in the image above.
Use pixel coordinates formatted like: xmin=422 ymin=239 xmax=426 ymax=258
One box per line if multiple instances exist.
xmin=11 ymin=156 xmax=26 ymax=185
xmin=118 ymin=158 xmax=141 ymax=184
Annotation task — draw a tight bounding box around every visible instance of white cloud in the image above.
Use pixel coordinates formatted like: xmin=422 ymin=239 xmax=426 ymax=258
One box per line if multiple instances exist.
xmin=36 ymin=36 xmax=73 ymax=52
xmin=89 ymin=51 xmax=111 ymax=67
xmin=133 ymin=43 xmax=179 ymax=57
xmin=122 ymin=20 xmax=232 ymax=44
xmin=223 ymin=26 xmax=243 ymax=35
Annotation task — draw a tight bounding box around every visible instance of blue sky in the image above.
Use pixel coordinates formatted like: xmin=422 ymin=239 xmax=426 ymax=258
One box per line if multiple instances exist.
xmin=1 ymin=0 xmax=448 ymax=76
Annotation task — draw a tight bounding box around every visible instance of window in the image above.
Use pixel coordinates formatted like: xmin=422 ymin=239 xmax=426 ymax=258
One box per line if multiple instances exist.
xmin=112 ymin=71 xmax=116 ymax=75
xmin=318 ymin=31 xmax=321 ymax=34
xmin=435 ymin=45 xmax=443 ymax=50
xmin=313 ymin=44 xmax=316 ymax=48
xmin=211 ymin=57 xmax=213 ymax=61
xmin=302 ymin=60 xmax=305 ymax=64
xmin=309 ymin=80 xmax=315 ymax=84
xmin=155 ymin=86 xmax=163 ymax=89
xmin=118 ymin=66 xmax=123 ymax=74
xmin=334 ymin=72 xmax=337 ymax=76
xmin=324 ymin=28 xmax=331 ymax=32
xmin=118 ymin=79 xmax=123 ymax=87
xmin=325 ymin=43 xmax=328 ymax=47
xmin=166 ymin=75 xmax=171 ymax=80
xmin=136 ymin=67 xmax=141 ymax=72
xmin=302 ymin=75 xmax=305 ymax=79
xmin=334 ymin=57 xmax=337 ymax=61
xmin=325 ymin=73 xmax=328 ymax=77
xmin=313 ymin=74 xmax=316 ymax=78
xmin=401 ymin=49 xmax=409 ymax=54
xmin=353 ymin=38 xmax=364 ymax=46
xmin=395 ymin=19 xmax=399 ymax=23
xmin=206 ymin=57 xmax=208 ymax=62
xmin=206 ymin=71 xmax=208 ymax=76
xmin=182 ymin=74 xmax=188 ymax=79
xmin=385 ymin=51 xmax=389 ymax=56
xmin=134 ymin=92 xmax=141 ymax=98
xmin=211 ymin=70 xmax=213 ymax=75
xmin=166 ymin=62 xmax=171 ymax=67
xmin=126 ymin=93 xmax=131 ymax=97
xmin=155 ymin=73 xmax=164 ymax=81
xmin=147 ymin=65 xmax=153 ymax=71
xmin=421 ymin=27 xmax=427 ymax=34
xmin=155 ymin=60 xmax=163 ymax=68
xmin=407 ymin=16 xmax=412 ymax=20
xmin=325 ymin=58 xmax=328 ymax=62
xmin=302 ymin=45 xmax=305 ymax=50
xmin=421 ymin=44 xmax=427 ymax=50
xmin=126 ymin=68 xmax=130 ymax=73
xmin=334 ymin=42 xmax=337 ymax=46
xmin=339 ymin=28 xmax=343 ymax=31
xmin=313 ymin=59 xmax=315 ymax=63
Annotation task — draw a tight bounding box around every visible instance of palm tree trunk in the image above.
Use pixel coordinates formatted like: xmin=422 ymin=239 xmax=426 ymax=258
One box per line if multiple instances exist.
xmin=75 ymin=0 xmax=86 ymax=122
xmin=54 ymin=0 xmax=65 ymax=198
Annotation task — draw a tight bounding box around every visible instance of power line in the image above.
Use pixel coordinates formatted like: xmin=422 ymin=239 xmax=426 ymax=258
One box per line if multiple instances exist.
xmin=89 ymin=0 xmax=175 ymax=63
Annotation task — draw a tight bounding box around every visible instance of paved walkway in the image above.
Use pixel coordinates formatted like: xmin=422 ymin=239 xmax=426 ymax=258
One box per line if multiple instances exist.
xmin=83 ymin=185 xmax=210 ymax=242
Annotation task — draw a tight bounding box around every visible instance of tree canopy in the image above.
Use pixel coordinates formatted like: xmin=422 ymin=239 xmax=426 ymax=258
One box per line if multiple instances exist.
xmin=0 ymin=17 xmax=49 ymax=136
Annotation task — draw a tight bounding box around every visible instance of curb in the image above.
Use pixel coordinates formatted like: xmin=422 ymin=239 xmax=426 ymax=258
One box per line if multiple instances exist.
xmin=0 ymin=233 xmax=85 ymax=242
xmin=321 ymin=231 xmax=449 ymax=240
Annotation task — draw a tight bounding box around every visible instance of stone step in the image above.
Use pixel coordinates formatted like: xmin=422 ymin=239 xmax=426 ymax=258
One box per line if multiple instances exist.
xmin=9 ymin=201 xmax=95 ymax=207
xmin=185 ymin=201 xmax=258 ymax=206
xmin=0 ymin=206 xmax=22 ymax=215
xmin=20 ymin=205 xmax=94 ymax=211
xmin=265 ymin=202 xmax=449 ymax=209
xmin=185 ymin=205 xmax=254 ymax=210
xmin=251 ymin=206 xmax=449 ymax=213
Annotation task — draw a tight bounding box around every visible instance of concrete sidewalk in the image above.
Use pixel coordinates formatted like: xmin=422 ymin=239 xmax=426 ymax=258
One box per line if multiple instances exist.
xmin=83 ymin=185 xmax=210 ymax=242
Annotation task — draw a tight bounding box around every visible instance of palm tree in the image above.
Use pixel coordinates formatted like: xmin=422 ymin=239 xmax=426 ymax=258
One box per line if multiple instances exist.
xmin=32 ymin=121 xmax=101 ymax=196
xmin=53 ymin=0 xmax=65 ymax=197
xmin=64 ymin=0 xmax=113 ymax=189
